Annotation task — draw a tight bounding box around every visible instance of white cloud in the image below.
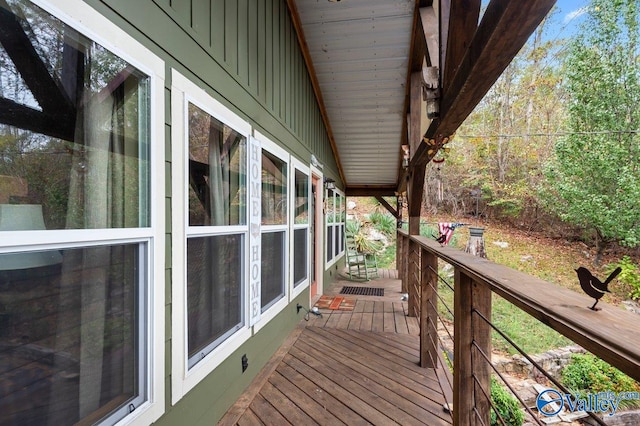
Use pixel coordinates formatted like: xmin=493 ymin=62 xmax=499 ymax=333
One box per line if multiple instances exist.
xmin=563 ymin=6 xmax=588 ymax=24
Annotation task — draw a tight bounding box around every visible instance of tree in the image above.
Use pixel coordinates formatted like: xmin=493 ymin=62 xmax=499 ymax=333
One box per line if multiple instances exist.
xmin=543 ymin=0 xmax=640 ymax=262
xmin=425 ymin=9 xmax=566 ymax=224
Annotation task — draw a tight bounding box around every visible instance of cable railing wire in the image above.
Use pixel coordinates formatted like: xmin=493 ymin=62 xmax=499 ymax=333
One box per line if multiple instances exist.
xmin=471 ymin=340 xmax=545 ymax=426
xmin=427 ymin=282 xmax=455 ymax=321
xmin=472 ymin=406 xmax=489 ymax=426
xmin=472 ymin=308 xmax=607 ymax=426
xmin=427 ymin=264 xmax=455 ymax=292
xmin=472 ymin=374 xmax=508 ymax=426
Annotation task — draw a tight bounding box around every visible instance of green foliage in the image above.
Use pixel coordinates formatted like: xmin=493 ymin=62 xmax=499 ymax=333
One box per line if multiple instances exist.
xmin=346 ymin=219 xmax=383 ymax=254
xmin=542 ymin=0 xmax=640 ymax=248
xmin=376 ymin=244 xmax=396 ymax=269
xmin=561 ymin=353 xmax=640 ymax=396
xmin=490 ymin=377 xmax=524 ymax=426
xmin=369 ymin=211 xmax=396 ymax=236
xmin=606 ymin=256 xmax=640 ymax=300
xmin=346 ymin=219 xmax=361 ymax=236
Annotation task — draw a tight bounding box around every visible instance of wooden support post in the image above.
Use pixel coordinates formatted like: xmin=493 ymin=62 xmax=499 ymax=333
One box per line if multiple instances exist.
xmin=408 ymin=238 xmax=420 ymax=317
xmin=454 ymin=269 xmax=491 ymax=426
xmin=472 ymin=279 xmax=492 ymax=426
xmin=402 ymin=234 xmax=409 ymax=294
xmin=421 ymin=248 xmax=438 ymax=368
xmin=396 ymin=232 xmax=403 ymax=282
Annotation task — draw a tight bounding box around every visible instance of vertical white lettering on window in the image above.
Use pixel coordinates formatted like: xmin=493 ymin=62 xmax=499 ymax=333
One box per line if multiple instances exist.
xmin=249 ymin=137 xmax=261 ymax=326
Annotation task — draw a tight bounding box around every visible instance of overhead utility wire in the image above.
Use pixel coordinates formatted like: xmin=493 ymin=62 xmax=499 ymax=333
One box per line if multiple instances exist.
xmin=458 ymin=129 xmax=640 ymax=139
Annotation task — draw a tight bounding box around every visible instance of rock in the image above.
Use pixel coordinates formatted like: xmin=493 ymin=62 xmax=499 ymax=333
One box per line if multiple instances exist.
xmin=493 ymin=241 xmax=509 ymax=248
xmin=622 ymin=300 xmax=640 ymax=315
xmin=521 ymin=255 xmax=534 ymax=262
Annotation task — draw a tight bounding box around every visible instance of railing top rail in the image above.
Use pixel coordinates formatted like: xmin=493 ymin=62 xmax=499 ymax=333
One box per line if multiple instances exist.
xmin=404 ymin=233 xmax=640 ymax=383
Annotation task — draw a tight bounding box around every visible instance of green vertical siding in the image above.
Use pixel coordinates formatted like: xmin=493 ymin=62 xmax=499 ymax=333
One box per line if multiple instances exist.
xmin=83 ymin=0 xmax=341 ymax=424
xmin=148 ymin=0 xmax=335 ymax=170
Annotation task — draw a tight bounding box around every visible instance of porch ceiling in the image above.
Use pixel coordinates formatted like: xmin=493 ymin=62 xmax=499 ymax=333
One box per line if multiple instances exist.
xmin=291 ymin=0 xmax=414 ymax=189
xmin=289 ymin=0 xmax=557 ymax=197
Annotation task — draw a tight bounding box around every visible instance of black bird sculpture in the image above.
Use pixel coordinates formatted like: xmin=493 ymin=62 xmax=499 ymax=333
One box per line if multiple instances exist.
xmin=575 ymin=266 xmax=622 ymax=311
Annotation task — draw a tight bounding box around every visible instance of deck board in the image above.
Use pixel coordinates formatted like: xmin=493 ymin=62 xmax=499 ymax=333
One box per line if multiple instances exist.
xmin=219 ymin=269 xmax=453 ymax=426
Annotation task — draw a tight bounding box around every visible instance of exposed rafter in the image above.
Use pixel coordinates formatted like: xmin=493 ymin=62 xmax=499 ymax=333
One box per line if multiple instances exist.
xmin=345 ymin=186 xmax=397 ymax=197
xmin=374 ymin=195 xmax=398 ymax=219
xmin=441 ymin=0 xmax=481 ymax=95
xmin=399 ymin=0 xmax=556 ymax=192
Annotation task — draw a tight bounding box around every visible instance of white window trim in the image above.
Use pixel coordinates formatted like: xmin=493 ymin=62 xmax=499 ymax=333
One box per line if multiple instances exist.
xmin=171 ymin=70 xmax=252 ymax=404
xmin=290 ymin=157 xmax=310 ymax=300
xmin=253 ymin=131 xmax=289 ymax=332
xmin=325 ymin=187 xmax=346 ymax=270
xmin=4 ymin=1 xmax=166 ymax=425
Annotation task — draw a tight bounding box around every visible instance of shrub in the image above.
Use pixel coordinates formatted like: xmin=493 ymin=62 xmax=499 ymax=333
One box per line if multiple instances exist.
xmin=490 ymin=377 xmax=524 ymax=426
xmin=561 ymin=353 xmax=640 ymax=395
xmin=606 ymin=256 xmax=640 ymax=300
xmin=369 ymin=211 xmax=396 ymax=236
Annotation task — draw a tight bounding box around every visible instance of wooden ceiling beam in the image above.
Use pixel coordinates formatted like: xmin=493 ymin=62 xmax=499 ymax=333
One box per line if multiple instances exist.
xmin=441 ymin=0 xmax=481 ymax=95
xmin=345 ymin=186 xmax=397 ymax=197
xmin=438 ymin=0 xmax=556 ymax=138
xmin=374 ymin=196 xmax=398 ymax=219
xmin=420 ymin=6 xmax=439 ymax=68
xmin=398 ymin=0 xmax=556 ymax=193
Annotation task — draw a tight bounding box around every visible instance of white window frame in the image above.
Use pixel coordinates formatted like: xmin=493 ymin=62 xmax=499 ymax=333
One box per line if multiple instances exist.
xmin=290 ymin=157 xmax=310 ymax=300
xmin=325 ymin=187 xmax=346 ymax=269
xmin=171 ymin=70 xmax=252 ymax=403
xmin=253 ymin=131 xmax=289 ymax=332
xmin=0 ymin=1 xmax=165 ymax=425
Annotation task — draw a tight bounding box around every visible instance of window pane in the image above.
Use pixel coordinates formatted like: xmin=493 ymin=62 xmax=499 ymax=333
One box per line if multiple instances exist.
xmin=293 ymin=228 xmax=307 ymax=287
xmin=0 ymin=0 xmax=150 ymax=229
xmin=294 ymin=170 xmax=308 ymax=224
xmin=187 ymin=234 xmax=243 ymax=364
xmin=261 ymin=231 xmax=285 ymax=310
xmin=326 ymin=189 xmax=335 ymax=223
xmin=188 ymin=104 xmax=246 ymax=226
xmin=261 ymin=151 xmax=287 ymax=225
xmin=326 ymin=225 xmax=333 ymax=262
xmin=0 ymin=243 xmax=145 ymax=425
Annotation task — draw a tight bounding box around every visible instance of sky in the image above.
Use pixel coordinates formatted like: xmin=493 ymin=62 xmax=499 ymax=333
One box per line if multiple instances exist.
xmin=548 ymin=0 xmax=590 ymax=40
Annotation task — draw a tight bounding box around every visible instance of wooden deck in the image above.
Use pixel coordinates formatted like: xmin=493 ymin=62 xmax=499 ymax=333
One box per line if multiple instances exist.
xmin=219 ymin=270 xmax=453 ymax=426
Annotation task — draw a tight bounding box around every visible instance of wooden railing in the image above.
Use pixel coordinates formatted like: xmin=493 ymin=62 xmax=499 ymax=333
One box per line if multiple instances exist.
xmin=397 ymin=229 xmax=640 ymax=425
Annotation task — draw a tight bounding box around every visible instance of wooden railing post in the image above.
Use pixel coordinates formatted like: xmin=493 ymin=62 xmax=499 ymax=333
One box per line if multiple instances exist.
xmin=454 ymin=269 xmax=491 ymax=426
xmin=397 ymin=232 xmax=404 ymax=287
xmin=408 ymin=239 xmax=419 ymax=317
xmin=420 ymin=248 xmax=438 ymax=368
xmin=473 ymin=278 xmax=492 ymax=426
xmin=402 ymin=234 xmax=409 ymax=295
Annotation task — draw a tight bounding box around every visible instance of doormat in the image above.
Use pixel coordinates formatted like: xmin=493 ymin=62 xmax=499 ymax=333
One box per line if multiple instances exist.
xmin=314 ymin=295 xmax=356 ymax=311
xmin=340 ymin=286 xmax=384 ymax=297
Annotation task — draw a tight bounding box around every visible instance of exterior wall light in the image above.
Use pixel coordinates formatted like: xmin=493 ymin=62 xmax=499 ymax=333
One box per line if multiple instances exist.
xmin=324 ymin=177 xmax=336 ymax=190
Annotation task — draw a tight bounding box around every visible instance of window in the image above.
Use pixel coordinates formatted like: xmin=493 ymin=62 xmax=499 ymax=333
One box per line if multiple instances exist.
xmin=0 ymin=0 xmax=165 ymax=425
xmin=171 ymin=71 xmax=251 ymax=402
xmin=291 ymin=158 xmax=310 ymax=297
xmin=259 ymin=138 xmax=288 ymax=314
xmin=326 ymin=188 xmax=345 ymax=267
xmin=186 ymin=102 xmax=246 ymax=368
